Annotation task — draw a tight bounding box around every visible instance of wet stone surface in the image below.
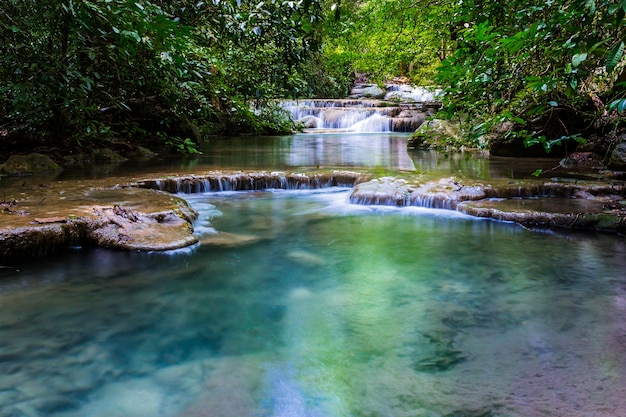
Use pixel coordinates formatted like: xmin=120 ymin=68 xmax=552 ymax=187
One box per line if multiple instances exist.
xmin=2 ymin=169 xmax=626 ymax=260
xmin=0 ymin=184 xmax=198 ymax=259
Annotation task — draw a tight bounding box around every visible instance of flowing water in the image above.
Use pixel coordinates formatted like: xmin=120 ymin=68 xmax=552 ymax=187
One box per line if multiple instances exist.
xmin=1 ymin=134 xmax=625 ymax=417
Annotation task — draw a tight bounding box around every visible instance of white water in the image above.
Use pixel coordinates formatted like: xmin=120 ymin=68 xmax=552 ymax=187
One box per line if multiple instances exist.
xmin=384 ymin=85 xmax=441 ymax=102
xmin=280 ymin=85 xmax=439 ymax=133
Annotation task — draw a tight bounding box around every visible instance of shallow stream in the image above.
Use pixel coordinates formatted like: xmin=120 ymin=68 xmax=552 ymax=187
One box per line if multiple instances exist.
xmin=1 ymin=134 xmax=625 ymax=417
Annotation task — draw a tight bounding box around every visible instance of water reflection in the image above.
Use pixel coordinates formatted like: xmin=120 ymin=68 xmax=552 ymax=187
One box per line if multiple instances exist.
xmin=48 ymin=134 xmax=563 ymax=181
xmin=1 ymin=190 xmax=625 ymax=417
xmin=286 ymin=133 xmax=416 ymax=170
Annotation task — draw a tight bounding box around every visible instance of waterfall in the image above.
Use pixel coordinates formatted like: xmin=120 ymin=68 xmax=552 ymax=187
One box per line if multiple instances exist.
xmin=350 ymin=114 xmax=392 ymax=133
xmin=135 ymin=171 xmax=363 ymax=194
xmin=280 ymin=85 xmax=440 ymax=133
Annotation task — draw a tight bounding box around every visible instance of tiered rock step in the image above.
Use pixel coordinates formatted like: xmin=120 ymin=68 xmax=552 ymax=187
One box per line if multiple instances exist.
xmin=280 ymin=99 xmax=441 ymax=133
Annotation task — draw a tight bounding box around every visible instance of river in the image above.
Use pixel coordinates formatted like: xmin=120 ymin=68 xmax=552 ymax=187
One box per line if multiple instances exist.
xmin=1 ymin=133 xmax=625 ymax=417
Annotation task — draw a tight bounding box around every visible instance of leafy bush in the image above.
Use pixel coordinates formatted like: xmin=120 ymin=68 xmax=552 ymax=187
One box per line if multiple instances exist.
xmin=435 ymin=0 xmax=626 ymax=152
xmin=0 ymin=0 xmax=324 ymax=153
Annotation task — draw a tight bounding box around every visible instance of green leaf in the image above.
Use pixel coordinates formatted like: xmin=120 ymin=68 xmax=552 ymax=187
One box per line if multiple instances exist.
xmin=531 ymin=169 xmax=543 ymax=177
xmin=585 ymin=0 xmax=596 ymax=14
xmin=121 ymin=30 xmax=142 ymax=43
xmin=607 ymin=41 xmax=624 ymax=73
xmin=609 ymin=98 xmax=626 ymax=113
xmin=572 ymin=52 xmax=587 ymax=68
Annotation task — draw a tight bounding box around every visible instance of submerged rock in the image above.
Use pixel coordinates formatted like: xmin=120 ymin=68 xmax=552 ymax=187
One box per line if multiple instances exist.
xmin=286 ymin=250 xmax=326 ymax=266
xmin=413 ymin=349 xmax=466 ymax=372
xmin=199 ymin=231 xmax=262 ymax=248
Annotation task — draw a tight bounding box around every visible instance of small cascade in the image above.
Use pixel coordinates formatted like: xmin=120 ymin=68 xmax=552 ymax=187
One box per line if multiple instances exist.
xmin=280 ymin=85 xmax=440 ymax=133
xmin=348 ymin=177 xmax=488 ymax=210
xmin=351 ymin=114 xmax=392 ymax=133
xmin=135 ymin=171 xmax=363 ymax=194
xmin=384 ymin=85 xmax=441 ymax=102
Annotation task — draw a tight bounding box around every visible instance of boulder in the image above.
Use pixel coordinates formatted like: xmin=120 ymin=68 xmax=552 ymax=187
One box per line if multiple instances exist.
xmin=349 ymin=84 xmax=386 ymax=99
xmin=391 ymin=111 xmax=426 ymax=132
xmin=91 ymin=148 xmax=128 ymax=162
xmin=297 ymin=115 xmax=319 ymax=129
xmin=133 ymin=146 xmax=159 ymax=158
xmin=408 ymin=119 xmax=462 ymax=149
xmin=608 ymin=136 xmax=626 ymax=170
xmin=0 ymin=153 xmax=62 ymax=176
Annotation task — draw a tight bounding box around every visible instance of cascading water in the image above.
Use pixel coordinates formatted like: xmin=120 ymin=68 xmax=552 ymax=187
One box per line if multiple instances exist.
xmin=280 ymin=85 xmax=440 ymax=133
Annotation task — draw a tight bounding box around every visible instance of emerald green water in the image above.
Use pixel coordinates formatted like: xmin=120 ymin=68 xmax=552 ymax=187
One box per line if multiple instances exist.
xmin=1 ymin=134 xmax=625 ymax=417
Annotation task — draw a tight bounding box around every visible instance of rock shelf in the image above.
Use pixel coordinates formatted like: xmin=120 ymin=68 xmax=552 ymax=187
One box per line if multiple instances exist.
xmin=1 ymin=170 xmax=625 ymax=260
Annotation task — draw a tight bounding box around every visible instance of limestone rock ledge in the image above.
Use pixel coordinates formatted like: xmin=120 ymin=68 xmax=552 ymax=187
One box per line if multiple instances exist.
xmin=3 ymin=170 xmax=626 ymax=260
xmin=0 ymin=188 xmax=198 ymax=260
xmin=349 ymin=177 xmax=626 ymax=234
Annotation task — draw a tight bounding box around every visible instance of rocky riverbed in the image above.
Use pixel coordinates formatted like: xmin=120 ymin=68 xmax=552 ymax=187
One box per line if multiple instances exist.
xmin=1 ymin=168 xmax=626 ymax=261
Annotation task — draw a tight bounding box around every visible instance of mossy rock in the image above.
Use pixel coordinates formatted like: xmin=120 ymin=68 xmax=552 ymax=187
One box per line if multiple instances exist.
xmin=0 ymin=153 xmax=62 ymax=176
xmin=131 ymin=146 xmax=159 ymax=158
xmin=90 ymin=148 xmax=128 ymax=162
xmin=608 ymin=137 xmax=626 ymax=170
xmin=408 ymin=119 xmax=462 ymax=149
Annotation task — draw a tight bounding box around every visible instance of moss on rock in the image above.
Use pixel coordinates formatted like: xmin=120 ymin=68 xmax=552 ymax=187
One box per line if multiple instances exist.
xmin=408 ymin=119 xmax=464 ymax=150
xmin=0 ymin=153 xmax=62 ymax=176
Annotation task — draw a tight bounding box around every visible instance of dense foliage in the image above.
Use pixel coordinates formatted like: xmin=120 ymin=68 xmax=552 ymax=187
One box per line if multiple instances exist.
xmin=0 ymin=0 xmax=324 ymax=153
xmin=436 ymin=0 xmax=626 ymax=151
xmin=3 ymin=0 xmax=626 ymax=156
xmin=321 ymin=0 xmax=449 ymax=84
xmin=322 ymin=0 xmax=626 ymax=154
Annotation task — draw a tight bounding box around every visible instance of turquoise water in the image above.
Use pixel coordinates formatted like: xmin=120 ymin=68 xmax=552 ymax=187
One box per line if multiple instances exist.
xmin=1 ymin=133 xmax=625 ymax=416
xmin=1 ymin=187 xmax=626 ymax=417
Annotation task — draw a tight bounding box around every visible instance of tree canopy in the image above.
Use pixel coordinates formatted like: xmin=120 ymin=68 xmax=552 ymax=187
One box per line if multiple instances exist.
xmin=0 ymin=0 xmax=325 ymax=153
xmin=2 ymin=0 xmax=626 ymax=155
xmin=324 ymin=0 xmax=626 ymax=153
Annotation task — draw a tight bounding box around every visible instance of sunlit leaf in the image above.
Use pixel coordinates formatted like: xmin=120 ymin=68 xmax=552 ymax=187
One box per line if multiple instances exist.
xmin=572 ymin=52 xmax=587 ymax=68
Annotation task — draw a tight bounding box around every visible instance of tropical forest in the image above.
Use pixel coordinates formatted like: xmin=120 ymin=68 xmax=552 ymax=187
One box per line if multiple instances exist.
xmin=3 ymin=0 xmax=626 ymax=157
xmin=2 ymin=2 xmax=626 ymax=417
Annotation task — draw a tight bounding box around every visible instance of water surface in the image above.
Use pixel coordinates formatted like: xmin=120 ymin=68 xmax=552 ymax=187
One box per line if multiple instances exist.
xmin=17 ymin=133 xmax=564 ymax=182
xmin=0 ymin=133 xmax=623 ymax=417
xmin=1 ymin=188 xmax=625 ymax=417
